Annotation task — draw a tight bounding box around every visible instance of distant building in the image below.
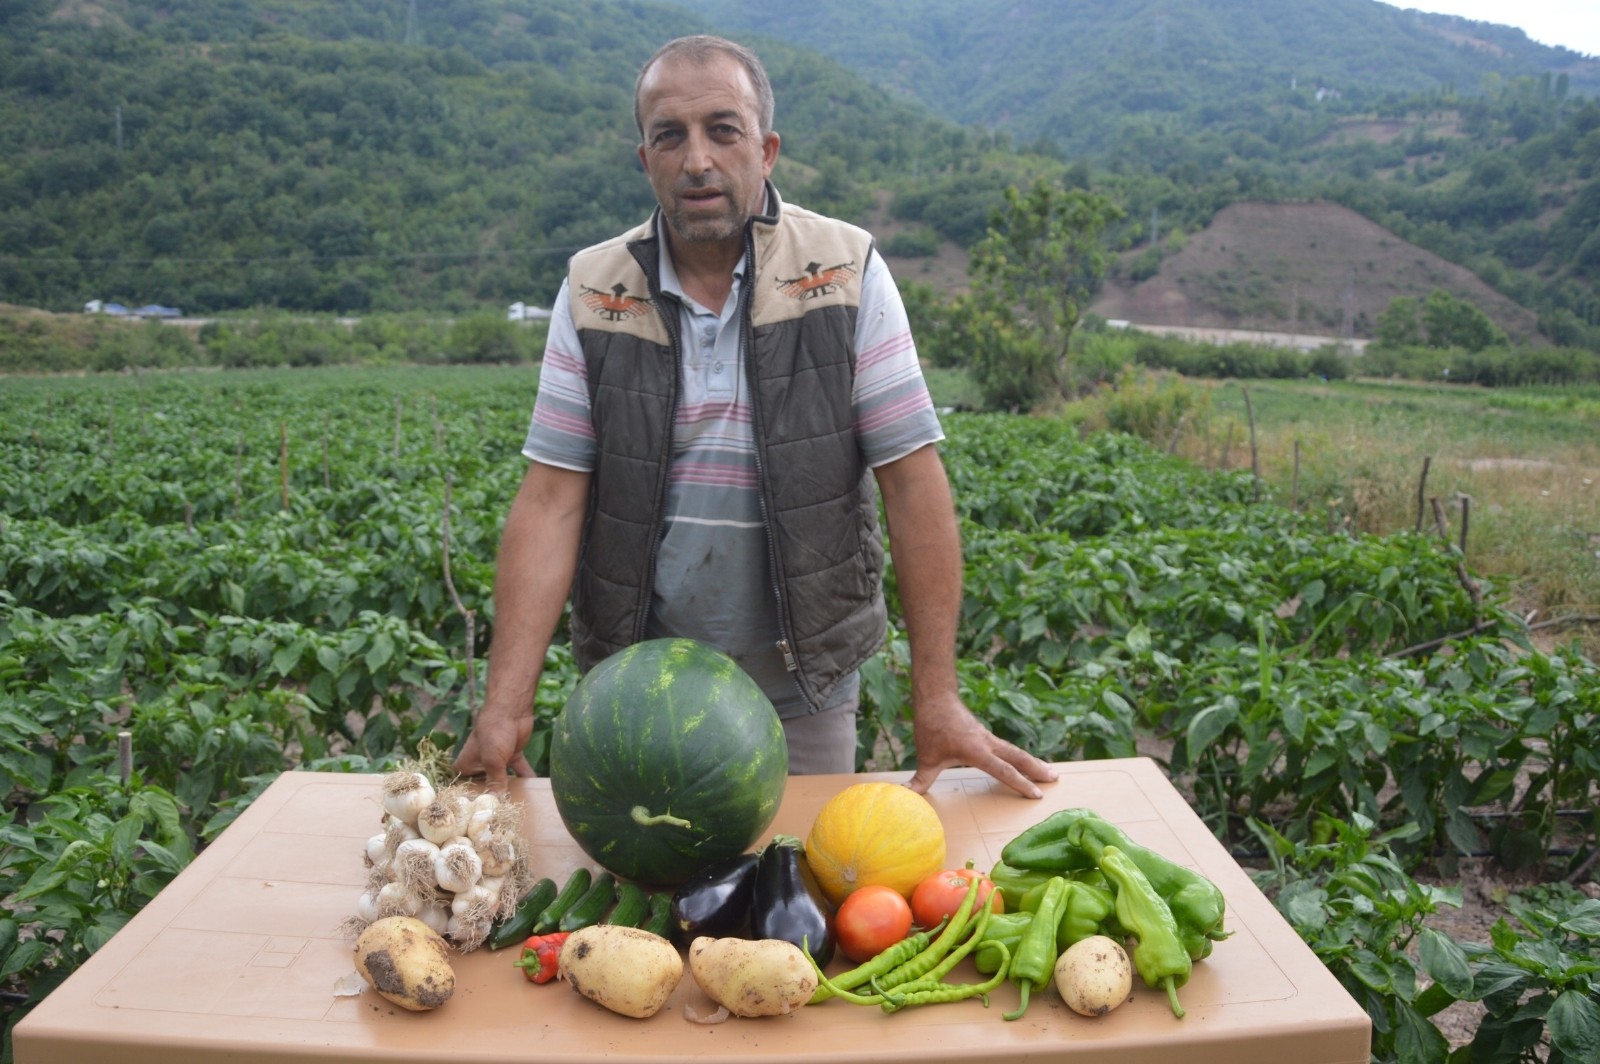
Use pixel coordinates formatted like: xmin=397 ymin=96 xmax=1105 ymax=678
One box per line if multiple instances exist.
xmin=85 ymin=300 xmax=179 ymax=318
xmin=507 ymin=301 xmax=552 ymax=322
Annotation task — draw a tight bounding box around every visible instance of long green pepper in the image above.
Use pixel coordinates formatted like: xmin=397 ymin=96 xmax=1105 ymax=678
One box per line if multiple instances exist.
xmin=880 ymin=942 xmax=1011 ymax=1014
xmin=1002 ymin=875 xmax=1068 ymax=1021
xmin=871 ymin=875 xmax=983 ymax=993
xmin=806 ymin=923 xmax=943 ymax=1004
xmin=887 ymin=893 xmax=997 ymax=995
xmin=1002 ymin=808 xmax=1230 ymax=960
xmin=1100 ymin=845 xmax=1191 ymax=1018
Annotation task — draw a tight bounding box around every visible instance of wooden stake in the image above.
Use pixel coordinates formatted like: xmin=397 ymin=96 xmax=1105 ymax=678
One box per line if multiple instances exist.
xmin=322 ymin=436 xmax=331 ymax=490
xmin=235 ymin=427 xmax=245 ymax=519
xmin=279 ymin=422 xmax=289 ymax=511
xmin=1242 ymin=387 xmax=1261 ymax=502
xmin=1459 ymin=495 xmax=1470 ymax=554
xmin=118 ymin=730 xmax=133 ymax=784
xmin=1415 ymin=456 xmax=1432 ymax=533
xmin=1291 ymin=439 xmax=1301 ymax=511
xmin=441 ymin=474 xmax=478 ymax=714
xmin=394 ymin=397 xmax=403 ymax=461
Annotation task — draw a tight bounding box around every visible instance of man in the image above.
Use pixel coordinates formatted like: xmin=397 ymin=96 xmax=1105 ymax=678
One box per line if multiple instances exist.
xmin=453 ymin=35 xmax=1055 ymax=799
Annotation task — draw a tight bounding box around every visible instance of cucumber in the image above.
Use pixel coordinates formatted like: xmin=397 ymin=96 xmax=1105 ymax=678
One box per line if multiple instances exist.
xmin=558 ymin=872 xmax=617 ymax=932
xmin=533 ymin=867 xmax=593 ymax=934
xmin=486 ymin=876 xmax=558 ymax=951
xmin=640 ymin=890 xmax=673 ymax=938
xmin=604 ymin=881 xmax=649 ymax=927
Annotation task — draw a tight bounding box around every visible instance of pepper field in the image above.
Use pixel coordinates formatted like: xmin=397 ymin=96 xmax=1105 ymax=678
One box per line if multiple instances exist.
xmin=3 ymin=365 xmax=1599 ymax=1062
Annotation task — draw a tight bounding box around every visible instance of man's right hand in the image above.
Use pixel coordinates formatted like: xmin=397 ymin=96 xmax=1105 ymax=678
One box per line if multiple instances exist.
xmin=452 ymin=708 xmax=536 ymax=795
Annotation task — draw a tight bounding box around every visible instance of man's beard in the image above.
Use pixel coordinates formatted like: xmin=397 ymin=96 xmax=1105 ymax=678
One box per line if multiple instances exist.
xmin=664 ymin=182 xmax=745 ymax=244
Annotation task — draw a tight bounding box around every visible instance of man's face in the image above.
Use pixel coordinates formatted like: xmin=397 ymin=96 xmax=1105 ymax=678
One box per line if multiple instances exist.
xmin=635 ymin=55 xmax=780 ymax=250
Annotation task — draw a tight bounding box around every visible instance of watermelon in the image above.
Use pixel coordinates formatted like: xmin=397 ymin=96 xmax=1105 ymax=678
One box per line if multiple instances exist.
xmin=548 ymin=638 xmax=788 ymax=886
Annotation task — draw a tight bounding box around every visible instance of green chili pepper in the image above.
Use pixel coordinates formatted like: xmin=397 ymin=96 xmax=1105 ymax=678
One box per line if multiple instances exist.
xmin=988 ymin=860 xmax=1055 ymax=913
xmin=1002 ymin=809 xmax=1230 ymax=960
xmin=1068 ymin=815 xmax=1229 ymax=960
xmin=887 ymin=891 xmax=997 ymax=995
xmin=873 ymin=875 xmax=982 ymax=992
xmin=1100 ymin=844 xmax=1190 ymax=1019
xmin=806 ymin=924 xmax=943 ymax=1004
xmin=880 ymin=942 xmax=1011 ymax=1014
xmin=1002 ymin=875 xmax=1068 ymax=1021
xmin=998 ymin=809 xmax=1102 ymax=872
xmin=973 ymin=910 xmax=1032 ymax=975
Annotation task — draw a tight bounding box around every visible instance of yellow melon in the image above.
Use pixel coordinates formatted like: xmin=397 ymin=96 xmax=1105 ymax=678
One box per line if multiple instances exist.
xmin=804 ymin=782 xmax=946 ymax=906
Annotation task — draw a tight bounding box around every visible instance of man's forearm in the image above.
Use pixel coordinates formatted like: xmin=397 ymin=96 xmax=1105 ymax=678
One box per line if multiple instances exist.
xmin=874 ymin=445 xmax=964 ymax=700
xmin=480 ymin=463 xmax=589 ymax=719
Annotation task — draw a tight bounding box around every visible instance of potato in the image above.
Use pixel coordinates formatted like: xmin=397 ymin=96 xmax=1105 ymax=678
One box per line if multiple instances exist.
xmin=355 ymin=915 xmax=456 ymax=1011
xmin=559 ymin=924 xmax=683 ymax=1019
xmin=688 ymin=936 xmax=817 ymax=1018
xmin=1055 ymin=934 xmax=1133 ymax=1017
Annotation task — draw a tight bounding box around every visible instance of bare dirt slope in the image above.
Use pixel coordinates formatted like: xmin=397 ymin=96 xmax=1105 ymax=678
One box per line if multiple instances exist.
xmin=1090 ymin=200 xmax=1541 ymax=343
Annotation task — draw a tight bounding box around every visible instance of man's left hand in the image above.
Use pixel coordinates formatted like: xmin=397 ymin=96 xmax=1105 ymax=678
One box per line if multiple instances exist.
xmin=905 ymin=690 xmax=1058 ymax=799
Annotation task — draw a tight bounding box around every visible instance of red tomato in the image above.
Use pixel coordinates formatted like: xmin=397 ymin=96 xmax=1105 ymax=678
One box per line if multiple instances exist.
xmin=910 ymin=867 xmax=1003 ymax=929
xmin=834 ymin=885 xmax=914 ymax=963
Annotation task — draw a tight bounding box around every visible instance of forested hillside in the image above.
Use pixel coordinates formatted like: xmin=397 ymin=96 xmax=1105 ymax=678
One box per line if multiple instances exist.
xmin=0 ymin=0 xmax=978 ymax=313
xmin=1 ymin=0 xmax=1597 ymax=347
xmin=671 ymin=0 xmax=1600 ymax=153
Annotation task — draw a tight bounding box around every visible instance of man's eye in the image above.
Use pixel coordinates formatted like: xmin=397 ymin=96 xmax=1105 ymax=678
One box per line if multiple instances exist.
xmin=711 ymin=125 xmax=741 ymax=140
xmin=652 ymin=130 xmax=683 ymax=148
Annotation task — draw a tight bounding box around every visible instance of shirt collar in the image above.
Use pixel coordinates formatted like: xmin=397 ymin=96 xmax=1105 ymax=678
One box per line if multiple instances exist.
xmin=654 ymin=186 xmax=772 ymax=304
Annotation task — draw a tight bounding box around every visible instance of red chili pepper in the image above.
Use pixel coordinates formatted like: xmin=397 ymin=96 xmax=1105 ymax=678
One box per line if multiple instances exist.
xmin=514 ymin=931 xmax=569 ymax=984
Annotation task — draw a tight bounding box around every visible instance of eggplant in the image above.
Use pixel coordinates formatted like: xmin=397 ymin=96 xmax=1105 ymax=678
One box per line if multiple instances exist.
xmin=752 ymin=835 xmax=836 ymax=967
xmin=668 ymin=851 xmax=758 ymax=948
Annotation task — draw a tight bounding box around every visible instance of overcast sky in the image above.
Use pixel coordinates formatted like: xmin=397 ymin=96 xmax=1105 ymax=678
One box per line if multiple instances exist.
xmin=1395 ymin=2 xmax=1600 ymax=58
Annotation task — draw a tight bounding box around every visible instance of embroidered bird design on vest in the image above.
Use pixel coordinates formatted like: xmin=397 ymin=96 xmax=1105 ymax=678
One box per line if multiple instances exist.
xmin=775 ymin=260 xmax=857 ymax=300
xmin=580 ymin=283 xmax=653 ymax=321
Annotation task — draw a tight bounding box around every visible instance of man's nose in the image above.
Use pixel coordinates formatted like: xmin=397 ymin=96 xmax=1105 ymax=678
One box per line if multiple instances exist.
xmin=683 ymin=129 xmax=717 ymax=173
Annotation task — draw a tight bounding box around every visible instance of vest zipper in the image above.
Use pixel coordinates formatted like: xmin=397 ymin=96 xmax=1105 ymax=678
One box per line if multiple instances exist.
xmin=740 ymin=215 xmax=818 ymax=712
xmin=635 ymin=253 xmax=681 ymax=647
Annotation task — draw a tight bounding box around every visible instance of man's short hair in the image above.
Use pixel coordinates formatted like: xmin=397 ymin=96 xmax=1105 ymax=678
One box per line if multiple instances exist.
xmin=633 ymin=35 xmax=775 ymax=138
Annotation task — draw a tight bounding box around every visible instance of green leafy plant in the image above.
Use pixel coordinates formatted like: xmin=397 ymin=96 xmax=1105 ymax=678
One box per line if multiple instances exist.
xmin=1422 ymin=883 xmax=1600 ymax=1063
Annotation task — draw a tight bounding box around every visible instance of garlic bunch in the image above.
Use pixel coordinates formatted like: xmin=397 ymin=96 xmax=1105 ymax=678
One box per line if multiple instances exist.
xmin=350 ymin=771 xmax=527 ymax=951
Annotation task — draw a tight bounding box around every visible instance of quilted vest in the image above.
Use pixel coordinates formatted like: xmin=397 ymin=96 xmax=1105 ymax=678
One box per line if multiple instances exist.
xmin=563 ymin=183 xmax=886 ymax=710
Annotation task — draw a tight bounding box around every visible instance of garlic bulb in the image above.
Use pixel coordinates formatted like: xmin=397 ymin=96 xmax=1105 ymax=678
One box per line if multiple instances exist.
xmin=433 ymin=837 xmax=483 ymax=894
xmin=380 ymin=771 xmax=436 ymax=826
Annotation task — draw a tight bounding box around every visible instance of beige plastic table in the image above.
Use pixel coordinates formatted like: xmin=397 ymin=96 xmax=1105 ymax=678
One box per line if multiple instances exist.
xmin=14 ymin=759 xmax=1370 ymax=1063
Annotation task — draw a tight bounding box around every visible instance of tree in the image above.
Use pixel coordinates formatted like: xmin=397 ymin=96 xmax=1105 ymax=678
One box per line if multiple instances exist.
xmin=964 ymin=178 xmax=1123 ymax=409
xmin=1421 ymin=289 xmax=1506 ymax=351
xmin=1376 ymin=296 xmax=1423 ymax=348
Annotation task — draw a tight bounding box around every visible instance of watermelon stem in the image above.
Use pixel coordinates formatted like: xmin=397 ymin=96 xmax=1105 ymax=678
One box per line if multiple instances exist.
xmin=631 ymin=805 xmax=692 ymax=830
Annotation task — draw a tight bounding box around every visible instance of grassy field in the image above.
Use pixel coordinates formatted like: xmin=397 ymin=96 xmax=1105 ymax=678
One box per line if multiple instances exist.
xmin=1113 ymin=375 xmax=1600 ymax=656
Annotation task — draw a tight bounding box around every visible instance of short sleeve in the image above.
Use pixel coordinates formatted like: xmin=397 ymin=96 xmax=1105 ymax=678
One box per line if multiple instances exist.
xmin=521 ymin=279 xmax=598 ymax=472
xmin=852 ymin=253 xmax=944 ymax=467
